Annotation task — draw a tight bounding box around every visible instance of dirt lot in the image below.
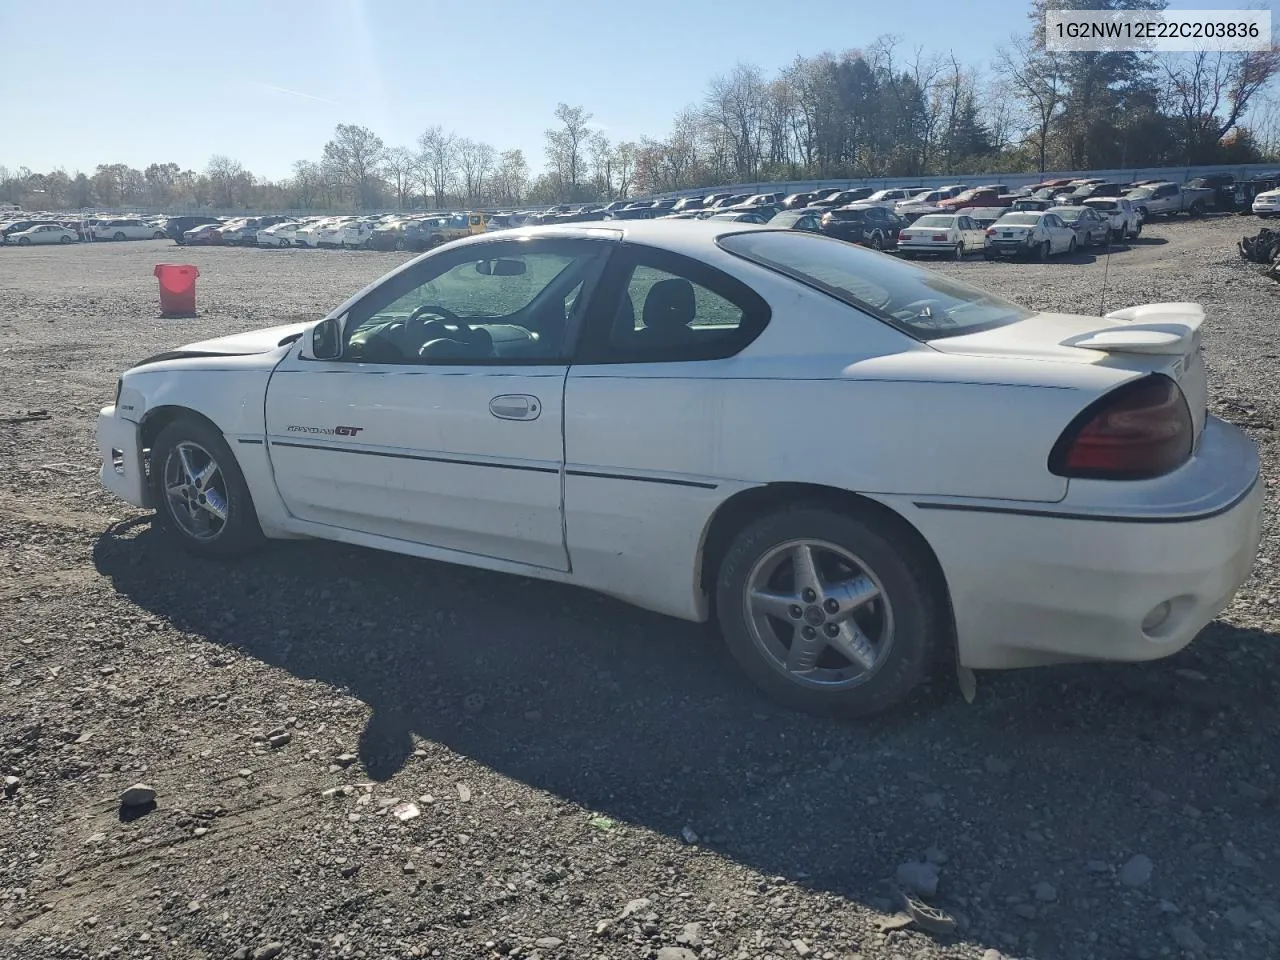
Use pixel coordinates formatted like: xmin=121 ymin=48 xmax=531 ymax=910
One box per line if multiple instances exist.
xmin=1 ymin=219 xmax=1278 ymax=960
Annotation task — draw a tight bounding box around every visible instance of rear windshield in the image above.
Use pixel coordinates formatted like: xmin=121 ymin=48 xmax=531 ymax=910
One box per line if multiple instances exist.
xmin=717 ymin=230 xmax=1030 ymax=340
xmin=998 ymin=213 xmax=1041 ymax=225
xmin=912 ymin=215 xmax=954 ymax=228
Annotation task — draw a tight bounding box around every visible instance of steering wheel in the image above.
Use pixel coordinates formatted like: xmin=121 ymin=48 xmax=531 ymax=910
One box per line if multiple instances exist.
xmin=407 ymin=303 xmax=462 ymax=325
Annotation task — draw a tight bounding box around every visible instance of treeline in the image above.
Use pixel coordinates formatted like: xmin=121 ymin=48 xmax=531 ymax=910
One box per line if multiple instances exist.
xmin=4 ymin=0 xmax=1278 ymax=212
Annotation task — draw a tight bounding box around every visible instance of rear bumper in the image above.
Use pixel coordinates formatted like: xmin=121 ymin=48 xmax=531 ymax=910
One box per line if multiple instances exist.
xmin=96 ymin=405 xmax=148 ymax=508
xmin=894 ymin=415 xmax=1265 ymax=669
xmin=899 ymin=241 xmax=957 ymax=254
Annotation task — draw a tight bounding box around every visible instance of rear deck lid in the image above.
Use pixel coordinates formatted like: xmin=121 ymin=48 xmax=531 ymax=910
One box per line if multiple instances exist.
xmin=929 ymin=302 xmax=1208 ymax=445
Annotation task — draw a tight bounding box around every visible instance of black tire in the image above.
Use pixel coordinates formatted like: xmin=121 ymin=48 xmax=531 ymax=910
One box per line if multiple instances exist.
xmin=869 ymin=231 xmax=884 ymax=251
xmin=152 ymin=231 xmax=166 ymax=239
xmin=1067 ymin=237 xmax=1077 ymax=256
xmin=953 ymin=242 xmax=963 ymax=260
xmin=59 ymin=235 xmax=72 ymax=244
xmin=1111 ymin=228 xmax=1123 ymax=243
xmin=1034 ymin=240 xmax=1049 ymax=261
xmin=150 ymin=416 xmax=264 ymax=560
xmin=17 ymin=236 xmax=30 ymax=245
xmin=1189 ymin=201 xmax=1205 ymax=218
xmin=113 ymin=231 xmax=126 ymax=241
xmin=395 ymin=237 xmax=407 ymax=251
xmin=715 ymin=504 xmax=945 ymax=717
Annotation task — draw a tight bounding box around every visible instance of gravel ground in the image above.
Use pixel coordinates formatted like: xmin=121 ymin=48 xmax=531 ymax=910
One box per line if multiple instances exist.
xmin=0 ymin=220 xmax=1278 ymax=960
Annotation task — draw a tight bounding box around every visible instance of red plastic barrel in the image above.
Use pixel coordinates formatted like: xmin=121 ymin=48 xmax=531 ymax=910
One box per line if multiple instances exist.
xmin=154 ymin=264 xmax=199 ymax=316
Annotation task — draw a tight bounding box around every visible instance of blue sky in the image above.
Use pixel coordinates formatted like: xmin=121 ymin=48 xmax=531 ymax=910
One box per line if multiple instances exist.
xmin=0 ymin=0 xmax=1272 ymax=180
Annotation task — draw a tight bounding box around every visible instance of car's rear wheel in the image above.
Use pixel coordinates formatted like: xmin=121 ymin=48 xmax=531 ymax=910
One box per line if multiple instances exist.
xmin=1035 ymin=240 xmax=1049 ymax=261
xmin=1189 ymin=201 xmax=1206 ymax=218
xmin=953 ymin=242 xmax=964 ymax=260
xmin=1067 ymin=237 xmax=1077 ymax=255
xmin=278 ymin=238 xmax=289 ymax=247
xmin=59 ymin=235 xmax=72 ymax=244
xmin=152 ymin=231 xmax=165 ymax=239
xmin=113 ymin=231 xmax=126 ymax=241
xmin=869 ymin=231 xmax=884 ymax=251
xmin=715 ymin=504 xmax=944 ymax=717
xmin=150 ymin=417 xmax=263 ymax=559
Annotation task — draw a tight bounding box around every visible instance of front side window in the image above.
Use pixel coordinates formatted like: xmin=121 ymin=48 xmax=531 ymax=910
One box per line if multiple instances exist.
xmin=718 ymin=230 xmax=1030 ymax=340
xmin=340 ymin=240 xmax=608 ymax=365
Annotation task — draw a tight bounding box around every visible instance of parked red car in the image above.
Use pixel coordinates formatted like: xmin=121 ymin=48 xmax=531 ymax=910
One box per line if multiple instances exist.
xmin=181 ymin=223 xmax=224 ymax=245
xmin=938 ymin=188 xmax=1014 ymax=212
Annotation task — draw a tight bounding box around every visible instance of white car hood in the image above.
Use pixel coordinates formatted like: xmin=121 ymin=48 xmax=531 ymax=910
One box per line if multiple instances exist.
xmin=177 ymin=322 xmax=312 ymax=355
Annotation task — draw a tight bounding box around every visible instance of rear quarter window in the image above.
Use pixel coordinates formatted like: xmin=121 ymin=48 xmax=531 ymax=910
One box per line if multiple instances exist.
xmin=717 ymin=230 xmax=1030 ymax=341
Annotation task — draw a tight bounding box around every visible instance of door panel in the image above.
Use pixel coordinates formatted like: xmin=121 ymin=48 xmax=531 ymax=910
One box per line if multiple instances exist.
xmin=263 ymin=235 xmax=614 ymax=572
xmin=265 ymin=362 xmax=569 ymax=569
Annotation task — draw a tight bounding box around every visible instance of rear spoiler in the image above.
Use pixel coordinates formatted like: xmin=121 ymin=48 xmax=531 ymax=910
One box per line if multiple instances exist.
xmin=1059 ymin=302 xmax=1203 ymax=355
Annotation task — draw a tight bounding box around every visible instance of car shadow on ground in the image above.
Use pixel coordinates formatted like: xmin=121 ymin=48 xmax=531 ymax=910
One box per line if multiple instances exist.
xmin=91 ymin=521 xmax=1280 ymax=958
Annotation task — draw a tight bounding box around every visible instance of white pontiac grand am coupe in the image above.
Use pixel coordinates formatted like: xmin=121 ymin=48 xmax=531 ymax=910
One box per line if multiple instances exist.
xmin=96 ymin=220 xmax=1264 ymax=716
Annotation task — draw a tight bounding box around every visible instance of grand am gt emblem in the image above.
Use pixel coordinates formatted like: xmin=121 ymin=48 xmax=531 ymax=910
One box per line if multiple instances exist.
xmin=287 ymin=424 xmax=364 ymax=437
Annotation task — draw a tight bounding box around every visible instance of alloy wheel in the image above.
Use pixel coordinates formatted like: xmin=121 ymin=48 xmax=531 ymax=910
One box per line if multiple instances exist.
xmin=162 ymin=441 xmax=230 ymax=542
xmin=743 ymin=539 xmax=894 ymax=688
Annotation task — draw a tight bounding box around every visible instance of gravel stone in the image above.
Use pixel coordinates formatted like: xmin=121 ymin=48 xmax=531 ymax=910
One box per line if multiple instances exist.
xmin=119 ymin=783 xmax=155 ymax=807
xmin=1033 ymin=881 xmax=1058 ymax=902
xmin=1119 ymin=854 xmax=1154 ymax=887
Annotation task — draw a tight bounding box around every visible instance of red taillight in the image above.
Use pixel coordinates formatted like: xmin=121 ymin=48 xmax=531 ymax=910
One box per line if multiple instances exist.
xmin=1049 ymin=375 xmax=1193 ymax=480
xmin=985 ymin=228 xmax=996 ymax=236
xmin=898 ymin=230 xmax=908 ymax=240
xmin=932 ymin=233 xmax=948 ymax=241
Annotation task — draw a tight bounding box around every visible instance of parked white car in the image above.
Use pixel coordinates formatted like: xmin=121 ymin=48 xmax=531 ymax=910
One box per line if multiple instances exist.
xmin=7 ymin=223 xmax=78 ymax=245
xmin=895 ymin=190 xmax=955 ymax=220
xmin=896 ymin=213 xmax=986 ymax=259
xmin=337 ymin=220 xmax=378 ymax=249
xmin=95 ymin=221 xmax=1262 ymax=717
xmin=1082 ymin=197 xmax=1143 ymax=239
xmin=314 ymin=218 xmax=357 ymax=248
xmin=983 ymin=210 xmax=1078 ymax=260
xmin=1252 ymin=188 xmax=1280 ymax=218
xmin=849 ymin=188 xmax=921 ymax=212
xmin=96 ymin=218 xmax=167 ymax=241
xmin=257 ymin=222 xmax=303 ymax=247
xmin=294 ymin=218 xmax=341 ymax=248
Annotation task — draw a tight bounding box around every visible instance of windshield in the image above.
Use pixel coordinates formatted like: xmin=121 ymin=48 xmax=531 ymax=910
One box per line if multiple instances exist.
xmin=769 ymin=212 xmax=804 ymax=227
xmin=997 ymin=213 xmax=1041 ymax=226
xmin=913 ymin=215 xmax=954 ymax=227
xmin=718 ymin=230 xmax=1030 ymax=340
xmin=1126 ymin=187 xmax=1155 ymax=199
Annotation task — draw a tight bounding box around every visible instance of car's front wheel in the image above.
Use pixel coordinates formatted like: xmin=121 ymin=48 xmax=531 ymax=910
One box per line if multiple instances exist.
xmin=715 ymin=504 xmax=944 ymax=717
xmin=953 ymin=242 xmax=964 ymax=260
xmin=113 ymin=231 xmax=126 ymax=241
xmin=17 ymin=237 xmax=30 ymax=245
xmin=152 ymin=231 xmax=166 ymax=239
xmin=150 ymin=416 xmax=263 ymax=559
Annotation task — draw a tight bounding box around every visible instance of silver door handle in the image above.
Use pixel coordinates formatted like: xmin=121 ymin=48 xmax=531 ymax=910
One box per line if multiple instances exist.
xmin=489 ymin=394 xmax=541 ymax=421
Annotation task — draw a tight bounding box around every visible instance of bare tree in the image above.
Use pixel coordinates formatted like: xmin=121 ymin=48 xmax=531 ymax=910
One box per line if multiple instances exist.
xmin=705 ymin=63 xmax=768 ymax=179
xmin=1160 ymin=46 xmax=1280 ymax=164
xmin=290 ymin=160 xmax=324 ymax=209
xmin=416 ymin=126 xmax=457 ymax=208
xmin=612 ymin=142 xmax=637 ymax=198
xmin=382 ymin=147 xmax=416 ymax=209
xmin=544 ymin=103 xmax=593 ymax=199
xmin=494 ymin=148 xmax=529 ymax=205
xmin=589 ymin=133 xmax=614 ymax=198
xmin=322 ymin=124 xmax=386 ymax=209
xmin=205 ymin=155 xmax=246 ymax=207
xmin=995 ymin=35 xmax=1064 ymax=172
xmin=456 ymin=138 xmax=496 ymax=203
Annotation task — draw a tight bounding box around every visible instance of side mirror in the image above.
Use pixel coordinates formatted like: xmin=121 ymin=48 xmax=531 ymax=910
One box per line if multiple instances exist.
xmin=312 ymin=317 xmax=341 ymax=360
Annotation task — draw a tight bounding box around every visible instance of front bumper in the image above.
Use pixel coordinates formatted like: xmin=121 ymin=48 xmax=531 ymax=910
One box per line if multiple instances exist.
xmin=900 ymin=415 xmax=1265 ymax=669
xmin=96 ymin=405 xmax=149 ymax=507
